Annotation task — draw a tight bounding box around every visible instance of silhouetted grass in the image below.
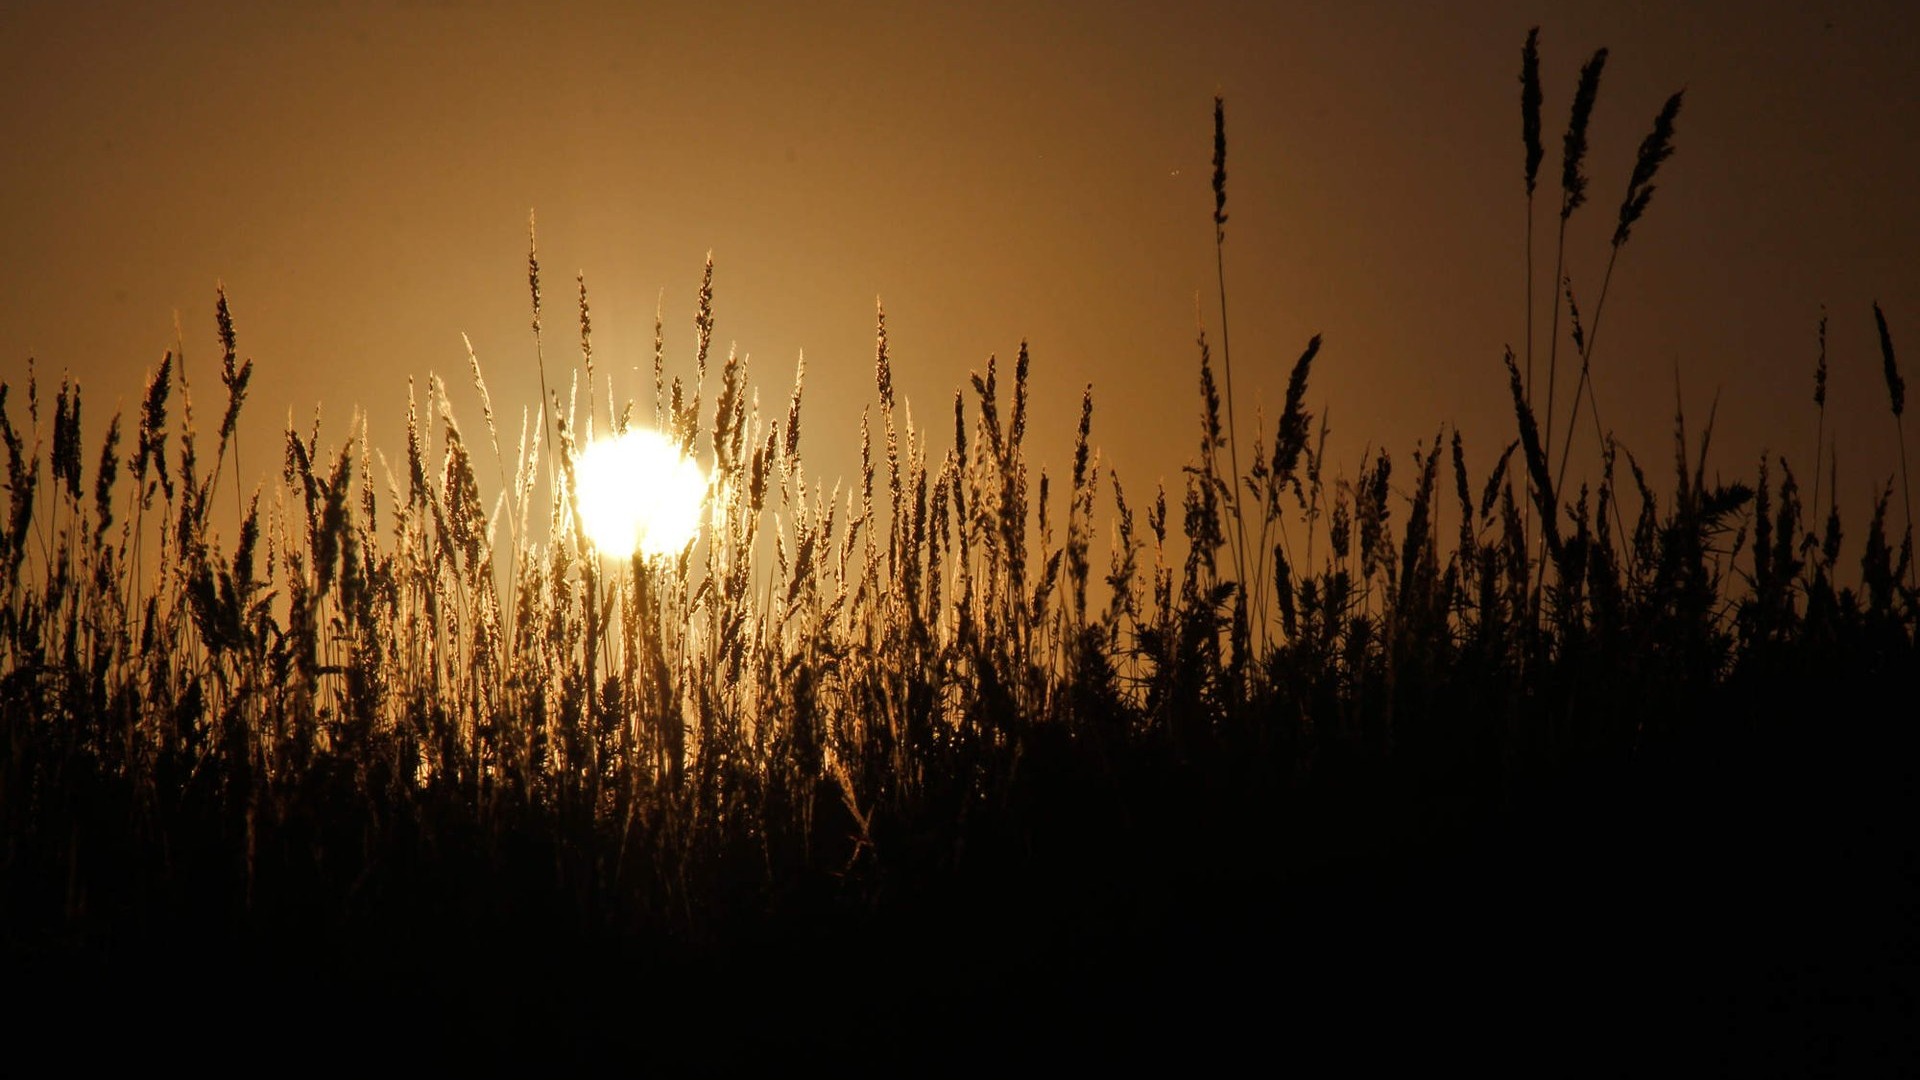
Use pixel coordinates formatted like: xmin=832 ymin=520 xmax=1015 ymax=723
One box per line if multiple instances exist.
xmin=2 ymin=30 xmax=1914 ymax=1073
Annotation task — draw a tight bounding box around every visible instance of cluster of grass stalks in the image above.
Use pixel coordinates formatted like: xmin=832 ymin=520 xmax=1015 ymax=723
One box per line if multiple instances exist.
xmin=2 ymin=32 xmax=1914 ymax=973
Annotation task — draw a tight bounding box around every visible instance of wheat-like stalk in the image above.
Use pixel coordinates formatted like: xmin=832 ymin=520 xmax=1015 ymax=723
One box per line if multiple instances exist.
xmin=1809 ymin=306 xmax=1830 ymax=552
xmin=1541 ymin=45 xmax=1607 ymax=560
xmin=1520 ymin=27 xmax=1545 ymax=568
xmin=1560 ymin=89 xmax=1685 ymax=486
xmin=1210 ymin=93 xmax=1252 ymax=671
xmin=1873 ymin=301 xmax=1913 ymax=589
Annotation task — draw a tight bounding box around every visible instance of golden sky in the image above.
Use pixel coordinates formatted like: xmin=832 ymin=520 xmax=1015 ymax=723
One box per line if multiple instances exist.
xmin=4 ymin=0 xmax=1917 ymax=558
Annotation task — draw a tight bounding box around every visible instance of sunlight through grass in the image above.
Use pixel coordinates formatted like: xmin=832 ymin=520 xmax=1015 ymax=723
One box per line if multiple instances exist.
xmin=574 ymin=427 xmax=708 ymax=558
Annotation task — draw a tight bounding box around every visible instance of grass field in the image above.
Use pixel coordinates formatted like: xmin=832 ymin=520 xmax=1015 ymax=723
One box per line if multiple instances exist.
xmin=3 ymin=34 xmax=1915 ymax=1074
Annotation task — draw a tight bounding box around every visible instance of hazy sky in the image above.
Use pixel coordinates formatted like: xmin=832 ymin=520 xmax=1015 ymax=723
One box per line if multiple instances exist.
xmin=5 ymin=0 xmax=1917 ymax=562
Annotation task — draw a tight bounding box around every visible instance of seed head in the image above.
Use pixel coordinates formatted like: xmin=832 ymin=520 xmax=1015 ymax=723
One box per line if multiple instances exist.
xmin=1560 ymin=47 xmax=1609 ymax=220
xmin=1875 ymin=301 xmax=1905 ymax=418
xmin=1521 ymin=28 xmax=1544 ymax=196
xmin=1212 ymin=94 xmax=1229 ymax=243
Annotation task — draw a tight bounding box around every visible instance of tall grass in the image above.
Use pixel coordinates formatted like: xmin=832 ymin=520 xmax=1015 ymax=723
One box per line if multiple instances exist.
xmin=1 ymin=35 xmax=1914 ymax=973
xmin=1874 ymin=300 xmax=1915 ymax=591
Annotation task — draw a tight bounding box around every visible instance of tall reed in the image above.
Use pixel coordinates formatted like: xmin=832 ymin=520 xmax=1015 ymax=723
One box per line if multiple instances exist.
xmin=1519 ymin=28 xmax=1544 ymax=567
xmin=1554 ymin=87 xmax=1686 ymax=497
xmin=1873 ymin=300 xmax=1914 ymax=590
xmin=1542 ymin=45 xmax=1607 ymax=510
xmin=1210 ymin=94 xmax=1253 ymax=668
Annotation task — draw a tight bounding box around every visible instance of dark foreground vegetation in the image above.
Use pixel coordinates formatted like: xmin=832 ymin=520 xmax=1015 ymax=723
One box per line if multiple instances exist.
xmin=4 ymin=32 xmax=1915 ymax=1075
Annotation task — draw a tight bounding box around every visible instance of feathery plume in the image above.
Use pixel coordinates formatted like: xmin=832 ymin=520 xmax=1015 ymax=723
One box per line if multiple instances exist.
xmin=135 ymin=351 xmax=174 ymax=504
xmin=1564 ymin=276 xmax=1586 ymax=357
xmin=529 ymin=209 xmax=555 ymax=474
xmin=651 ymin=288 xmax=667 ymax=430
xmin=1612 ymin=90 xmax=1685 ymax=248
xmin=1211 ymin=94 xmax=1229 ymax=243
xmin=215 ymin=285 xmax=252 ymax=456
xmin=1504 ymin=346 xmax=1559 ymax=557
xmin=1875 ymin=301 xmax=1905 ymax=418
xmin=695 ymin=253 xmax=715 ymax=386
xmin=94 ymin=412 xmax=120 ymax=541
xmin=785 ymin=350 xmax=805 ymax=466
xmin=1876 ymin=300 xmax=1914 ymax=589
xmin=52 ymin=377 xmax=81 ymax=502
xmin=1560 ymin=47 xmax=1608 ymax=220
xmin=1815 ymin=305 xmax=1829 ymax=408
xmin=1521 ymin=28 xmax=1543 ymax=195
xmin=874 ymin=300 xmax=895 ymax=415
xmin=527 ymin=210 xmax=543 ymax=336
xmin=1271 ymin=335 xmax=1322 ymax=491
xmin=577 ymin=271 xmax=598 ymax=445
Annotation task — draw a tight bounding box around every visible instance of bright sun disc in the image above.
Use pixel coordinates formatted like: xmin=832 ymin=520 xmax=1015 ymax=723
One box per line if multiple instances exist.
xmin=574 ymin=428 xmax=708 ymax=558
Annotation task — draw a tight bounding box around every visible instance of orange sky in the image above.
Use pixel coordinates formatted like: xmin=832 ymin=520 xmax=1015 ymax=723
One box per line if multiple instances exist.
xmin=4 ymin=1 xmax=1917 ymax=571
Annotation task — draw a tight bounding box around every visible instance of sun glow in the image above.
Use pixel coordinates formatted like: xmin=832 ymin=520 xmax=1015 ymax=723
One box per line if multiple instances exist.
xmin=573 ymin=428 xmax=708 ymax=558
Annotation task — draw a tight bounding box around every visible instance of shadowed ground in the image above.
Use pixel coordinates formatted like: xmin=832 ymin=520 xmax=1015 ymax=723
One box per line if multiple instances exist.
xmin=12 ymin=680 xmax=1912 ymax=1077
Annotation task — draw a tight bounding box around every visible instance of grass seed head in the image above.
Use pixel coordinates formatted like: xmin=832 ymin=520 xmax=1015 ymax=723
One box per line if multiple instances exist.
xmin=1560 ymin=46 xmax=1608 ymax=219
xmin=1875 ymin=301 xmax=1905 ymax=418
xmin=1212 ymin=93 xmax=1229 ymax=242
xmin=1613 ymin=89 xmax=1684 ymax=248
xmin=1815 ymin=305 xmax=1829 ymax=407
xmin=1521 ymin=28 xmax=1544 ymax=195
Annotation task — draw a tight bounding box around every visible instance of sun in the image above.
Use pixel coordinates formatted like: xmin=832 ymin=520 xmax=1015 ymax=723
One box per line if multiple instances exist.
xmin=573 ymin=428 xmax=708 ymax=559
